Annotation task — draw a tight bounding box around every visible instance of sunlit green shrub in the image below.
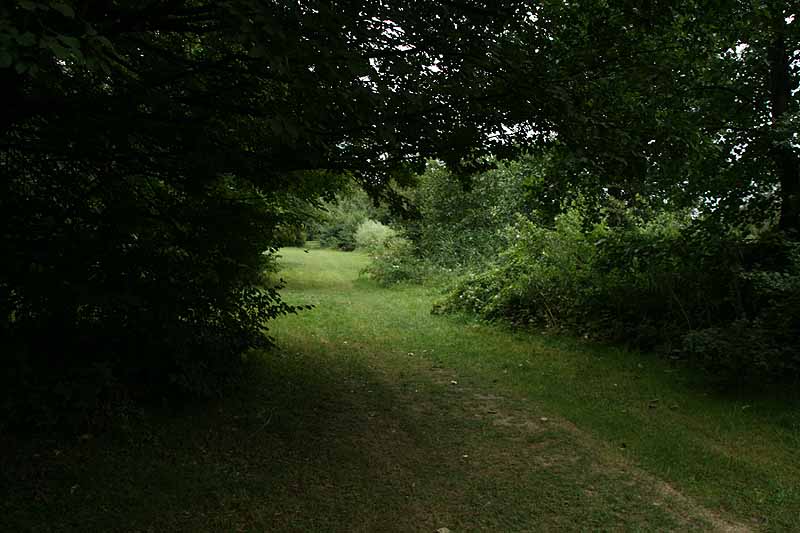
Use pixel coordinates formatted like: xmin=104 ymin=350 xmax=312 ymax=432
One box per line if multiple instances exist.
xmin=361 ymin=234 xmax=428 ymax=285
xmin=355 ymin=219 xmax=397 ymax=253
xmin=401 ymin=160 xmax=532 ymax=271
xmin=313 ymin=188 xmax=387 ymax=251
xmin=438 ymin=207 xmax=605 ymax=329
xmin=438 ymin=202 xmax=800 ymax=381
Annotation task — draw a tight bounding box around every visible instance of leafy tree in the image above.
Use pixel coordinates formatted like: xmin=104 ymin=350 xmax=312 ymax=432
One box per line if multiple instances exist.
xmin=404 ymin=160 xmax=533 ymax=269
xmin=311 ymin=186 xmax=388 ymax=250
xmin=3 ymin=0 xmax=798 ymax=422
xmin=481 ymin=0 xmax=799 ymax=231
xmin=354 ymin=219 xmax=397 ymax=253
xmin=0 ymin=0 xmax=532 ymax=424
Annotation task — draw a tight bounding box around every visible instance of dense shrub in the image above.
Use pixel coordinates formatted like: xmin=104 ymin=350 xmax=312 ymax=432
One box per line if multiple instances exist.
xmin=683 ymin=239 xmax=800 ymax=380
xmin=316 ymin=210 xmax=364 ymax=250
xmin=361 ymin=234 xmax=429 ymax=285
xmin=357 ymin=154 xmax=799 ymax=381
xmin=313 ymin=188 xmax=386 ymax=251
xmin=438 ymin=208 xmax=605 ymax=329
xmin=438 ymin=203 xmax=800 ymax=381
xmin=401 ymin=160 xmax=532 ymax=270
xmin=0 ymin=170 xmax=303 ymax=430
xmin=355 ymin=219 xmax=398 ymax=253
xmin=275 ymin=224 xmax=308 ymax=247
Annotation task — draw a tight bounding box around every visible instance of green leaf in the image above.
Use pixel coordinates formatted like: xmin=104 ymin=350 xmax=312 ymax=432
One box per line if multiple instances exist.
xmin=0 ymin=50 xmax=12 ymax=69
xmin=57 ymin=35 xmax=81 ymax=50
xmin=248 ymin=44 xmax=267 ymax=58
xmin=46 ymin=41 xmax=71 ymax=60
xmin=51 ymin=2 xmax=75 ymax=18
xmin=15 ymin=32 xmax=37 ymax=46
xmin=94 ymin=35 xmax=113 ymax=50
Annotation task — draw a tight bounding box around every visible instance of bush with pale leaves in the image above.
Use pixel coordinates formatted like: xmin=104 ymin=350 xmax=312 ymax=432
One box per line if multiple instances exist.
xmin=355 ymin=219 xmax=397 ymax=253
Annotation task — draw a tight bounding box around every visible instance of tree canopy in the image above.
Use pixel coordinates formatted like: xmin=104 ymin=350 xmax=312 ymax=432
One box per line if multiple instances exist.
xmin=1 ymin=0 xmax=798 ymax=425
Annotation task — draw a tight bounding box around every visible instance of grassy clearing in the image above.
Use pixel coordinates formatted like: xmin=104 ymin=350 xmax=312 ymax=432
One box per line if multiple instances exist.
xmin=272 ymin=247 xmax=799 ymax=531
xmin=3 ymin=246 xmax=798 ymax=531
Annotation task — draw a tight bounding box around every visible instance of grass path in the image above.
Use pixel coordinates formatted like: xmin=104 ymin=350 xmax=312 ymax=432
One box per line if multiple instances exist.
xmin=270 ymin=247 xmax=797 ymax=532
xmin=3 ymin=247 xmax=798 ymax=531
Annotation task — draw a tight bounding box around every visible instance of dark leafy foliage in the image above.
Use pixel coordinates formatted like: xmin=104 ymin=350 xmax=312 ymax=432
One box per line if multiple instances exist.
xmin=2 ymin=0 xmax=798 ymax=425
xmin=2 ymin=0 xmax=523 ymax=428
xmin=683 ymin=238 xmax=800 ymax=380
xmin=438 ymin=202 xmax=800 ymax=381
xmin=0 ymin=151 xmax=302 ymax=427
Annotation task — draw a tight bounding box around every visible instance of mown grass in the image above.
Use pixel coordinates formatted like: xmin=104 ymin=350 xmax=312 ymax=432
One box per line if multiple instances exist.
xmin=2 ymin=246 xmax=798 ymax=531
xmin=272 ymin=247 xmax=800 ymax=531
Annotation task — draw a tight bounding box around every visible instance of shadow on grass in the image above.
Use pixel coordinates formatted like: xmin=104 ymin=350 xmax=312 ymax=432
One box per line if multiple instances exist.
xmin=1 ymin=350 xmax=404 ymax=532
xmin=2 ymin=339 xmax=704 ymax=532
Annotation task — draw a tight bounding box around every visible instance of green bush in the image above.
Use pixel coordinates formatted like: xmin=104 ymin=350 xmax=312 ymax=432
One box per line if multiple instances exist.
xmin=317 ymin=211 xmax=364 ymax=250
xmin=355 ymin=219 xmax=397 ymax=252
xmin=313 ymin=188 xmax=386 ymax=251
xmin=0 ymin=172 xmax=304 ymax=431
xmin=683 ymin=239 xmax=800 ymax=380
xmin=275 ymin=224 xmax=308 ymax=247
xmin=361 ymin=159 xmax=536 ymax=287
xmin=438 ymin=208 xmax=604 ymax=329
xmin=438 ymin=202 xmax=800 ymax=381
xmin=361 ymin=234 xmax=428 ymax=285
xmin=401 ymin=160 xmax=532 ymax=271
